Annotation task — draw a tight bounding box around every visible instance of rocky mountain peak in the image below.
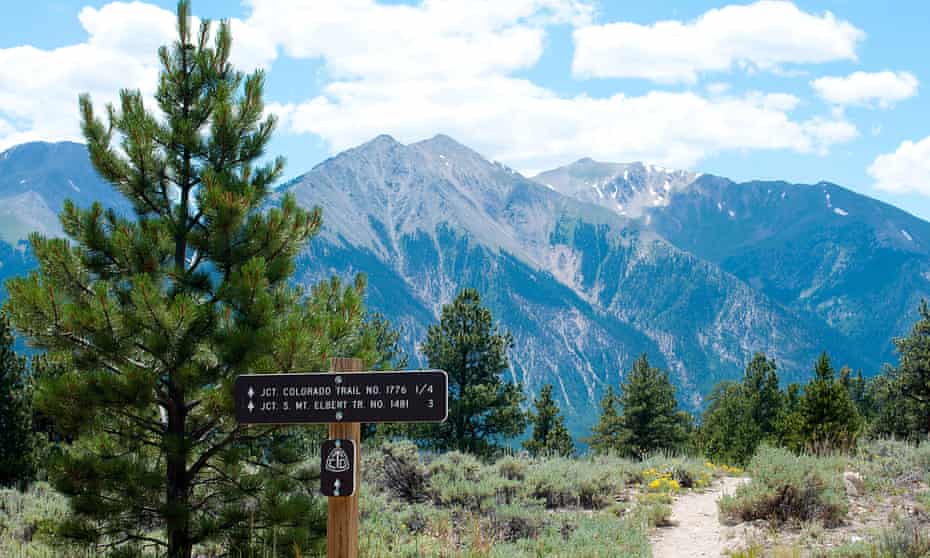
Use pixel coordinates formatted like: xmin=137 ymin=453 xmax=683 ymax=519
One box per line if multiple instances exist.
xmin=532 ymin=159 xmax=698 ymax=218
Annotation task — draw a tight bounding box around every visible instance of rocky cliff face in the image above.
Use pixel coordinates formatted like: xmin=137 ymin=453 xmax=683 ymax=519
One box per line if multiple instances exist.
xmin=2 ymin=137 xmax=924 ymax=435
xmin=279 ymin=136 xmax=878 ymax=433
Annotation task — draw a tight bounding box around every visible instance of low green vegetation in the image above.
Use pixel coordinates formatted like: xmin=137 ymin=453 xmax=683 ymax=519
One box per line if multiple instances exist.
xmin=357 ymin=442 xmax=724 ymax=558
xmin=719 ymin=445 xmax=847 ymax=527
xmin=2 ymin=443 xmax=739 ymax=557
xmin=825 ymin=519 xmax=930 ymax=558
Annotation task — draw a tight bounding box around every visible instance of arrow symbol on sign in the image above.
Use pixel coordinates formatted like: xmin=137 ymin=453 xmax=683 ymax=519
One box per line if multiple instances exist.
xmin=248 ymin=401 xmax=254 ymax=413
xmin=248 ymin=387 xmax=254 ymax=398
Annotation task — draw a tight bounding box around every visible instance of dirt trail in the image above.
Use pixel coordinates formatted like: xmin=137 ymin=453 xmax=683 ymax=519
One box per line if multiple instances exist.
xmin=650 ymin=476 xmax=749 ymax=558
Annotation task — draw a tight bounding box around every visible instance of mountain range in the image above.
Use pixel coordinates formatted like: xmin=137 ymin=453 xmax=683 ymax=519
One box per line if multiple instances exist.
xmin=1 ymin=137 xmax=927 ymax=435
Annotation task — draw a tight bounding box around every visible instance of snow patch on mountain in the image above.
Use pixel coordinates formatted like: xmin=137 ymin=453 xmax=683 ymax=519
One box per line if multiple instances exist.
xmin=532 ymin=159 xmax=698 ymax=219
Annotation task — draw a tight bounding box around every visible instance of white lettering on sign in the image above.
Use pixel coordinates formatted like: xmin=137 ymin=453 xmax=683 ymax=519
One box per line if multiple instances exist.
xmin=235 ymin=370 xmax=449 ymax=424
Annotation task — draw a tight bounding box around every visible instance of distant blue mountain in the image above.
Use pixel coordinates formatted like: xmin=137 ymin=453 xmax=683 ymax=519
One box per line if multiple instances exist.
xmin=2 ymin=137 xmax=926 ymax=436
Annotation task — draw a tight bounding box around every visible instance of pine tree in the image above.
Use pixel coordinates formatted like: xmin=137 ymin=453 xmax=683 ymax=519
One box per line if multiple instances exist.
xmin=777 ymin=382 xmax=806 ymax=452
xmin=700 ymin=354 xmax=785 ymax=465
xmin=0 ymin=314 xmax=35 ymax=487
xmin=894 ymin=299 xmax=930 ymax=438
xmin=586 ymin=385 xmax=621 ymax=454
xmin=615 ymin=355 xmax=686 ymax=457
xmin=799 ymin=353 xmax=862 ymax=451
xmin=523 ymin=384 xmax=575 ymax=457
xmin=742 ymin=353 xmax=784 ymax=440
xmin=699 ymin=382 xmax=756 ymax=466
xmin=419 ymin=288 xmax=526 ymax=457
xmin=867 ymin=365 xmax=922 ymax=439
xmin=841 ymin=367 xmax=871 ymax=418
xmin=2 ymin=3 xmax=391 ymax=555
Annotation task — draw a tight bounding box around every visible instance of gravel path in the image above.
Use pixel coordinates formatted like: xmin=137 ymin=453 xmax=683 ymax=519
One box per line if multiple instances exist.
xmin=650 ymin=476 xmax=750 ymax=558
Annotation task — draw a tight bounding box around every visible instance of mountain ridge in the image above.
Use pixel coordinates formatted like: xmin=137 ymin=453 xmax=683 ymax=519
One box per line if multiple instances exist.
xmin=1 ymin=137 xmax=925 ymax=434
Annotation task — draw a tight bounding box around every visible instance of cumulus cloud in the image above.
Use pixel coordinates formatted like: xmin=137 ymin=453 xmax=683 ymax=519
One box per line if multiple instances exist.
xmin=243 ymin=0 xmax=590 ymax=79
xmin=243 ymin=0 xmax=856 ymax=171
xmin=811 ymin=71 xmax=919 ymax=108
xmin=868 ymin=136 xmax=930 ymax=194
xmin=572 ymin=0 xmax=864 ymax=83
xmin=0 ymin=2 xmax=272 ymax=151
xmin=279 ymin=77 xmax=856 ymax=172
xmin=1 ymin=0 xmax=859 ymax=173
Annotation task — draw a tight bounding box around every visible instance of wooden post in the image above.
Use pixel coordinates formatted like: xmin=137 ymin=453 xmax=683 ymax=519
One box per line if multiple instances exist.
xmin=327 ymin=357 xmax=363 ymax=558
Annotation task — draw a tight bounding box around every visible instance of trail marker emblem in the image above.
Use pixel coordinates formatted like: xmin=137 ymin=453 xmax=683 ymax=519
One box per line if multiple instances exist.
xmin=320 ymin=438 xmax=356 ymax=498
xmin=325 ymin=444 xmax=351 ymax=473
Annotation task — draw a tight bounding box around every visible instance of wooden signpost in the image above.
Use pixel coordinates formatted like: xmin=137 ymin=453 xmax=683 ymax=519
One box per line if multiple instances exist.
xmin=234 ymin=358 xmax=449 ymax=558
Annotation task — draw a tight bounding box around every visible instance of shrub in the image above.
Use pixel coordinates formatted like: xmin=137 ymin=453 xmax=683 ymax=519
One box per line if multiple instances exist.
xmin=852 ymin=438 xmax=930 ymax=494
xmin=825 ymin=519 xmax=930 ymax=558
xmin=719 ymin=445 xmax=847 ymax=527
xmin=524 ymin=457 xmax=625 ymax=510
xmin=638 ymin=492 xmax=674 ymax=527
xmin=493 ymin=456 xmax=526 ymax=506
xmin=496 ymin=455 xmax=527 ymax=481
xmin=488 ymin=504 xmax=546 ymax=542
xmin=367 ymin=441 xmax=429 ymax=503
xmin=426 ymin=452 xmax=496 ymax=510
xmin=635 ymin=455 xmax=714 ymax=491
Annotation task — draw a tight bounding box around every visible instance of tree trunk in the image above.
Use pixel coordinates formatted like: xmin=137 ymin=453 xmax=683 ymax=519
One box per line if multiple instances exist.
xmin=166 ymin=403 xmax=191 ymax=558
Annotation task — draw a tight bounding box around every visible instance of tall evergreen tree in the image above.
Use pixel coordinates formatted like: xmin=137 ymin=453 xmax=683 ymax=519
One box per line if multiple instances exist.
xmin=419 ymin=288 xmax=526 ymax=457
xmin=0 ymin=314 xmax=35 ymax=487
xmin=699 ymin=382 xmax=755 ymax=466
xmin=586 ymin=385 xmax=621 ymax=454
xmin=841 ymin=367 xmax=871 ymax=418
xmin=742 ymin=353 xmax=784 ymax=439
xmin=799 ymin=353 xmax=862 ymax=451
xmin=524 ymin=384 xmax=574 ymax=457
xmin=866 ymin=365 xmax=921 ymax=439
xmin=700 ymin=354 xmax=785 ymax=465
xmin=895 ymin=299 xmax=930 ymax=438
xmin=2 ymin=3 xmax=390 ymax=556
xmin=615 ymin=355 xmax=686 ymax=457
xmin=775 ymin=382 xmax=804 ymax=451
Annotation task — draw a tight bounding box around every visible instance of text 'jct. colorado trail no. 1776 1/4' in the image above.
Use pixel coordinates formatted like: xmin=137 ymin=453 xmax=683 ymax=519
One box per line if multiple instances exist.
xmin=234 ymin=370 xmax=448 ymax=424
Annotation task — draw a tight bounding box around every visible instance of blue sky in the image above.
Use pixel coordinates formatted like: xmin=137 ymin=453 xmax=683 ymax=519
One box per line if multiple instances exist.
xmin=3 ymin=1 xmax=930 ymax=219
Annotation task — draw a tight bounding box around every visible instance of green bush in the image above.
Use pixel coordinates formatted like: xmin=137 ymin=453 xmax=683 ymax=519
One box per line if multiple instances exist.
xmin=825 ymin=519 xmax=930 ymax=558
xmin=852 ymin=438 xmax=930 ymax=494
xmin=524 ymin=457 xmax=625 ymax=510
xmin=426 ymin=451 xmax=497 ymax=511
xmin=366 ymin=441 xmax=429 ymax=503
xmin=719 ymin=445 xmax=847 ymax=527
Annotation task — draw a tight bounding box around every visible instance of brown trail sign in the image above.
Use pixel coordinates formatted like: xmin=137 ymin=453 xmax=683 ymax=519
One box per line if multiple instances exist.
xmin=235 ymin=358 xmax=448 ymax=558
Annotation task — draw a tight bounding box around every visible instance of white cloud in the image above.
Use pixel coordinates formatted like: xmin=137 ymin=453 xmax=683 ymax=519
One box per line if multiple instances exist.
xmin=1 ymin=0 xmax=859 ymax=175
xmin=572 ymin=0 xmax=864 ymax=83
xmin=811 ymin=71 xmax=919 ymax=108
xmin=868 ymin=136 xmax=930 ymax=194
xmin=243 ymin=0 xmax=589 ymax=80
xmin=280 ymin=77 xmax=856 ymax=172
xmin=242 ymin=0 xmax=855 ymax=171
xmin=0 ymin=2 xmax=272 ymax=152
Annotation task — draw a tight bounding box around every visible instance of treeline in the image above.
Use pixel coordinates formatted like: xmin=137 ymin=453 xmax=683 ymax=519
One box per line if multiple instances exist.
xmin=583 ymin=299 xmax=930 ymax=466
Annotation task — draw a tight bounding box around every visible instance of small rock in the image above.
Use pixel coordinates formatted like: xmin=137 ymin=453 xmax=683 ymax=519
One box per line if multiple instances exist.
xmin=843 ymin=471 xmax=864 ymax=497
